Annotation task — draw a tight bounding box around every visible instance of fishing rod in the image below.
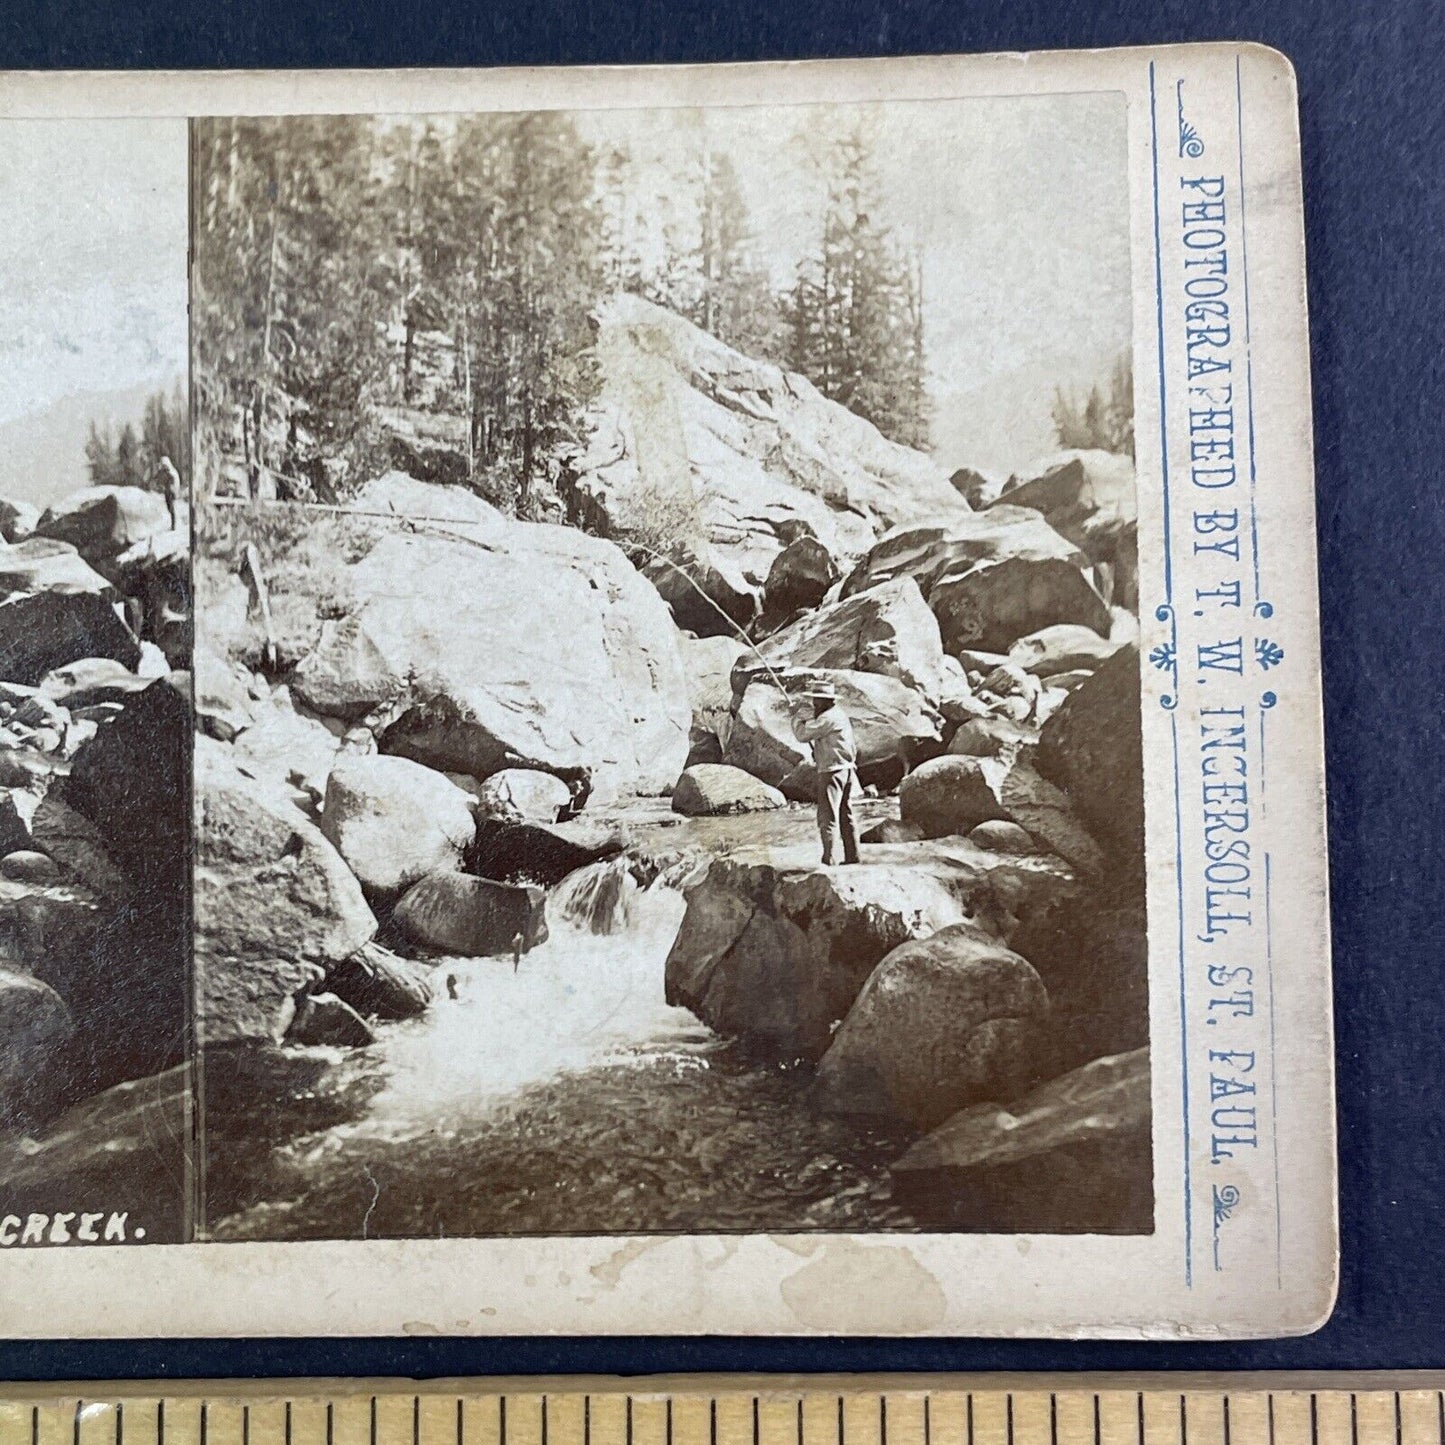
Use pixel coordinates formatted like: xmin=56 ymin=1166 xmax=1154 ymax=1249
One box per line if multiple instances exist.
xmin=625 ymin=541 xmax=798 ymax=698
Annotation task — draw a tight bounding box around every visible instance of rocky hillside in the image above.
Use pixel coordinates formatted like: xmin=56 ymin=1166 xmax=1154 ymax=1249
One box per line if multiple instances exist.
xmin=563 ymin=295 xmax=970 ymax=634
xmin=0 ymin=483 xmax=191 ymax=1236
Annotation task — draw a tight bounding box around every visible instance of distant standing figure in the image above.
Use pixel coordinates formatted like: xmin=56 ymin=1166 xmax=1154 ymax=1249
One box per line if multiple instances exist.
xmin=789 ymin=680 xmax=860 ymax=866
xmin=154 ymin=456 xmax=183 ymax=530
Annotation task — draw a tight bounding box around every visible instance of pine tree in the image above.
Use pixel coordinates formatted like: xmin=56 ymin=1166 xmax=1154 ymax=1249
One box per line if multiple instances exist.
xmin=784 ymin=126 xmax=931 ymax=449
xmin=1051 ymin=353 xmax=1135 ymax=457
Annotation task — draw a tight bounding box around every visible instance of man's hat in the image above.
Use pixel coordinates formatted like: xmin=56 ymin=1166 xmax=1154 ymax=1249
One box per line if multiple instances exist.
xmin=801 ymin=678 xmax=838 ymax=700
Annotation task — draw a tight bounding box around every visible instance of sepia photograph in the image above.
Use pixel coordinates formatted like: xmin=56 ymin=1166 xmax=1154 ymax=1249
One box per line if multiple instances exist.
xmin=0 ymin=118 xmax=193 ymax=1243
xmin=190 ymin=94 xmax=1149 ymax=1242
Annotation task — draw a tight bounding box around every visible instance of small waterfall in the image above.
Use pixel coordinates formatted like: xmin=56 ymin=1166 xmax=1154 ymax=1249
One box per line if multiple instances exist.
xmin=548 ymin=856 xmax=639 ymax=935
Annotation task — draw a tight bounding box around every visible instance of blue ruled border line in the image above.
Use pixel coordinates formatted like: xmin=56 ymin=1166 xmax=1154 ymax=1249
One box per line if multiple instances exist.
xmin=1150 ymin=57 xmax=1193 ymax=1289
xmin=1236 ymin=53 xmax=1262 ymax=606
xmin=1236 ymin=45 xmax=1285 ymax=1286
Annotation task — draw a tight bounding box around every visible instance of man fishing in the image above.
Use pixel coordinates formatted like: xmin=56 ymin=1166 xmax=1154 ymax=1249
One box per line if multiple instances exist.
xmin=789 ymin=679 xmax=860 ymax=867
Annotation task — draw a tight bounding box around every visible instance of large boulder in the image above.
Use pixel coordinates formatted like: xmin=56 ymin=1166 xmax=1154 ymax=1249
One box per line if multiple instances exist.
xmin=813 ymin=923 xmax=1049 ymax=1128
xmin=319 ymin=754 xmax=476 ymax=900
xmin=195 ymin=737 xmax=377 ymax=1044
xmin=1008 ymin=623 xmax=1126 ymax=678
xmin=664 ymin=839 xmax=1079 ymax=1062
xmin=392 ymin=870 xmax=548 ymax=957
xmin=0 ymin=591 xmax=140 ymax=685
xmin=38 ymin=657 xmax=151 ymax=709
xmin=0 ymin=538 xmax=112 ymax=597
xmin=1037 ymin=644 xmax=1144 ymax=868
xmin=992 ymin=449 xmax=1137 ymax=558
xmin=749 ymin=577 xmax=951 ymax=703
xmin=63 ymin=672 xmax=189 ymax=889
xmin=291 ymin=521 xmax=690 ymax=801
xmin=671 ymin=763 xmax=786 ymax=817
xmin=566 ymin=296 xmax=969 ymax=626
xmin=474 ymin=768 xmax=572 ymax=824
xmin=1008 ymin=882 xmax=1149 ymax=1071
xmin=466 ymin=815 xmax=625 ymax=889
xmin=899 ymin=752 xmax=1106 ymax=874
xmin=842 ymin=509 xmax=1111 ymax=653
xmin=760 ymin=535 xmax=839 ymax=622
xmin=0 ymin=789 xmax=33 ymax=855
xmin=35 ymin=486 xmax=170 ymax=566
xmin=286 ymin=991 xmax=375 ymax=1048
xmin=325 ymin=942 xmax=436 ymax=1020
xmin=890 ymin=1047 xmax=1153 ymax=1233
xmin=724 ymin=670 xmax=942 ymax=790
xmin=0 ymin=965 xmax=75 ymax=1126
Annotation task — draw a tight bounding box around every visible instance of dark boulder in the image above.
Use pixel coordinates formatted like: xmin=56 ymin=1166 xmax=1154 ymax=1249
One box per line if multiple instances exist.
xmin=466 ymin=815 xmax=624 ymax=889
xmin=393 ymin=871 xmax=548 ymax=958
xmin=1037 ymin=643 xmax=1144 ymax=868
xmin=0 ymin=591 xmax=140 ymax=686
xmin=891 ymin=1047 xmax=1153 ymax=1233
xmin=0 ymin=538 xmax=112 ymax=597
xmin=325 ymin=942 xmax=435 ymax=1022
xmin=286 ymin=991 xmax=376 ymax=1048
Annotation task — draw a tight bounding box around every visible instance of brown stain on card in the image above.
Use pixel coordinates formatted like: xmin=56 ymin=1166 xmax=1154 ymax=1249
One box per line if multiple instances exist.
xmin=779 ymin=1239 xmax=947 ymax=1331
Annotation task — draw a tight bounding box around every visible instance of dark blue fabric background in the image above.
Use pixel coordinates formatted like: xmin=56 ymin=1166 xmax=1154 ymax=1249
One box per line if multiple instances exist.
xmin=0 ymin=0 xmax=1440 ymax=1378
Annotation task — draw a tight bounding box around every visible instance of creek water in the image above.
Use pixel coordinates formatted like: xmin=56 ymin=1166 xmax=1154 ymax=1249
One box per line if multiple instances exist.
xmin=206 ymin=843 xmax=924 ymax=1241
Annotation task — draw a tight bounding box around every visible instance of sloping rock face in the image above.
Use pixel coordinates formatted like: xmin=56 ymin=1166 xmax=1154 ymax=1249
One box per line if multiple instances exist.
xmin=0 ymin=538 xmax=112 ymax=597
xmin=0 ymin=591 xmax=141 ymax=685
xmin=319 ymin=753 xmax=476 ymax=899
xmin=992 ymin=451 xmax=1139 ymax=612
xmin=724 ymin=671 xmax=942 ymax=790
xmin=290 ymin=522 xmax=690 ymax=800
xmin=195 ymin=737 xmax=377 ymax=1044
xmin=35 ymin=486 xmax=170 ymax=570
xmin=1037 ymin=643 xmax=1144 ymax=869
xmin=890 ymin=1047 xmax=1153 ymax=1233
xmin=671 ymin=763 xmax=785 ymax=817
xmin=664 ymin=840 xmax=1080 ymax=1062
xmin=841 ymin=509 xmax=1110 ymax=653
xmin=749 ymin=577 xmax=950 ymax=703
xmin=813 ymin=923 xmax=1049 ymax=1128
xmin=565 ymin=295 xmax=970 ymax=628
xmin=899 ymin=753 xmax=1106 ymax=875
